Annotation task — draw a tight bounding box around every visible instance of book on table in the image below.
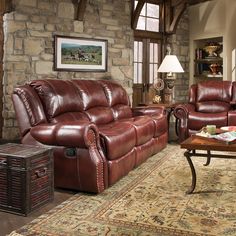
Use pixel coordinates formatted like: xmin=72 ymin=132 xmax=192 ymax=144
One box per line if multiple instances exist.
xmin=196 ymin=130 xmax=236 ymax=144
xmin=211 ymin=131 xmax=236 ymax=144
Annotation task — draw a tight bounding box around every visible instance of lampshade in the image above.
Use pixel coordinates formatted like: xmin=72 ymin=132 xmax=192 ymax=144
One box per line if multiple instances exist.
xmin=158 ymin=55 xmax=184 ymax=73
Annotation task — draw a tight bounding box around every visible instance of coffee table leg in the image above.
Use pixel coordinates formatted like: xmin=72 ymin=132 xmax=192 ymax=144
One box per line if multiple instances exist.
xmin=204 ymin=150 xmax=211 ymax=166
xmin=184 ymin=150 xmax=196 ymax=194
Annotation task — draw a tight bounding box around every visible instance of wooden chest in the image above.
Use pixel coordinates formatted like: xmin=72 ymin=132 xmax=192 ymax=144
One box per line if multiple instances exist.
xmin=0 ymin=143 xmax=53 ymax=216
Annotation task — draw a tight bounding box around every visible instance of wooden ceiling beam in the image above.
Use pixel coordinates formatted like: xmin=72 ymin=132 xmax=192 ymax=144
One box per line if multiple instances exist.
xmin=188 ymin=0 xmax=213 ymax=5
xmin=165 ymin=0 xmax=213 ymax=33
xmin=73 ymin=0 xmax=87 ymax=21
xmin=131 ymin=0 xmax=145 ymax=30
xmin=169 ymin=0 xmax=187 ymax=33
xmin=165 ymin=0 xmax=187 ymax=34
xmin=171 ymin=0 xmax=186 ymax=7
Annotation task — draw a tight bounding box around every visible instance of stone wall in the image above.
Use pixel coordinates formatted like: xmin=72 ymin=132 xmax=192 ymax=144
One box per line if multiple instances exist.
xmin=167 ymin=9 xmax=189 ymax=103
xmin=2 ymin=0 xmax=133 ymax=140
xmin=0 ymin=16 xmax=3 ymax=137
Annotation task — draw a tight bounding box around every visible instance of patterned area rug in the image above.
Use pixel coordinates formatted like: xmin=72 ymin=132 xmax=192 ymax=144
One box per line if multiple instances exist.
xmin=9 ymin=144 xmax=236 ymax=236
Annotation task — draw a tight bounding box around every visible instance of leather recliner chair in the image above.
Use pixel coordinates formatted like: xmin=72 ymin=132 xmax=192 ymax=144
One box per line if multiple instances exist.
xmin=12 ymin=79 xmax=168 ymax=193
xmin=174 ymin=80 xmax=236 ymax=142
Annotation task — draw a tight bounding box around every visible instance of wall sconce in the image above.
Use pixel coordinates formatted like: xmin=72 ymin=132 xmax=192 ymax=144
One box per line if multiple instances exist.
xmin=157 ymin=55 xmax=184 ymax=103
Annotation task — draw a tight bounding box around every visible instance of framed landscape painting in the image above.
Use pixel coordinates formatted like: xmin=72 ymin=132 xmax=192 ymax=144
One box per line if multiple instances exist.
xmin=54 ymin=35 xmax=108 ymax=72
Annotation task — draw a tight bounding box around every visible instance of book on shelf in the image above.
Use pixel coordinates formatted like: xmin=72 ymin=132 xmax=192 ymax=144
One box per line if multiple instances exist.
xmin=195 ymin=48 xmax=203 ymax=59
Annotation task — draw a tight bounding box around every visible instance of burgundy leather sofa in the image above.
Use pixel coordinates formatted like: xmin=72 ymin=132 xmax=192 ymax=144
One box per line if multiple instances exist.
xmin=12 ymin=79 xmax=168 ymax=193
xmin=174 ymin=80 xmax=236 ymax=142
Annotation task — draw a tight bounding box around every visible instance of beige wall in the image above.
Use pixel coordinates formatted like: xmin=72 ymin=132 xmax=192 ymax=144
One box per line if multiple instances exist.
xmin=189 ymin=0 xmax=236 ymax=84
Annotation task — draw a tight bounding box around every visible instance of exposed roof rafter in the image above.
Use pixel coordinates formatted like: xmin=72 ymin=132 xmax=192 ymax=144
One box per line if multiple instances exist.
xmin=73 ymin=0 xmax=87 ymax=21
xmin=188 ymin=0 xmax=213 ymax=5
xmin=165 ymin=0 xmax=187 ymax=34
xmin=131 ymin=0 xmax=145 ymax=30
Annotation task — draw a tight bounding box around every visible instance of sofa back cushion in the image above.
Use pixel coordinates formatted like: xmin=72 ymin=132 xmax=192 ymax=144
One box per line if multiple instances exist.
xmin=29 ymin=80 xmax=83 ymax=121
xmin=194 ymin=81 xmax=232 ymax=113
xmin=71 ymin=80 xmax=109 ymax=109
xmin=71 ymin=80 xmax=114 ymax=124
xmin=29 ymin=79 xmax=131 ymax=125
xmin=99 ymin=80 xmax=132 ymax=120
xmin=231 ymin=81 xmax=236 ymax=103
xmin=189 ymin=84 xmax=197 ymax=104
xmin=197 ymin=81 xmax=232 ymax=102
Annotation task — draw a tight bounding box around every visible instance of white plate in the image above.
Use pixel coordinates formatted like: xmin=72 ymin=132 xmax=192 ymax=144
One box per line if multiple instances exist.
xmin=220 ymin=126 xmax=236 ymax=131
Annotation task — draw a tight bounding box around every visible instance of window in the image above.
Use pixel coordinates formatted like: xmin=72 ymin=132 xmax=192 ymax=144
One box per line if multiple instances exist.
xmin=132 ymin=1 xmax=162 ymax=106
xmin=133 ymin=40 xmax=159 ymax=85
xmin=133 ymin=41 xmax=143 ymax=84
xmin=149 ymin=42 xmax=159 ymax=84
xmin=134 ymin=1 xmax=160 ymax=32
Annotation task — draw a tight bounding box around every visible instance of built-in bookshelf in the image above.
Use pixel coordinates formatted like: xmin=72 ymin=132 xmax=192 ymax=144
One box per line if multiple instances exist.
xmin=194 ymin=37 xmax=223 ymax=81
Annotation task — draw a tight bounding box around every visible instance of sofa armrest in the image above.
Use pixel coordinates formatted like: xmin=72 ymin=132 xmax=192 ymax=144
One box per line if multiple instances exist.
xmin=173 ymin=103 xmax=195 ymax=142
xmin=132 ymin=106 xmax=165 ymax=117
xmin=30 ymin=121 xmax=99 ymax=148
xmin=174 ymin=104 xmax=195 ymax=119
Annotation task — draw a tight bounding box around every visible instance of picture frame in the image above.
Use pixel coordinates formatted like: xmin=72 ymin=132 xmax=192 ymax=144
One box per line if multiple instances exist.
xmin=54 ymin=35 xmax=108 ymax=72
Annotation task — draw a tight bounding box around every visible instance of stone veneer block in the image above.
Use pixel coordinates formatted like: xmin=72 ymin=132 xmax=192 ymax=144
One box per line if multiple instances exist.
xmin=14 ymin=38 xmax=23 ymax=50
xmin=36 ymin=61 xmax=53 ymax=74
xmin=100 ymin=17 xmax=118 ymax=26
xmin=111 ymin=67 xmax=125 ymax=79
xmin=38 ymin=2 xmax=55 ymax=12
xmin=45 ymin=24 xmax=55 ymax=32
xmin=24 ymin=38 xmax=43 ymax=55
xmin=74 ymin=21 xmax=84 ymax=33
xmin=14 ymin=13 xmax=29 ymax=21
xmin=5 ymin=21 xmax=26 ymax=33
xmin=120 ymin=66 xmax=133 ymax=79
xmin=29 ymin=30 xmax=52 ymax=38
xmin=5 ymin=35 xmax=13 ymax=55
xmin=14 ymin=62 xmax=30 ymax=71
xmin=26 ymin=22 xmax=44 ymax=31
xmin=19 ymin=0 xmax=37 ymax=7
xmin=113 ymin=58 xmax=130 ymax=66
xmin=5 ymin=55 xmax=29 ymax=62
xmin=58 ymin=2 xmax=74 ymax=19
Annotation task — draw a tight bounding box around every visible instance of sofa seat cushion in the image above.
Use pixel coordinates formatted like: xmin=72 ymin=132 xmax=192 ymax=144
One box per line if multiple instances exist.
xmin=98 ymin=122 xmax=136 ymax=160
xmin=50 ymin=112 xmax=89 ymax=123
xmin=84 ymin=107 xmax=114 ymax=124
xmin=188 ymin=111 xmax=228 ymax=130
xmin=118 ymin=116 xmax=155 ymax=145
xmin=152 ymin=115 xmax=168 ymax=137
xmin=196 ymin=101 xmax=231 ymax=113
xmin=108 ymin=149 xmax=136 ymax=186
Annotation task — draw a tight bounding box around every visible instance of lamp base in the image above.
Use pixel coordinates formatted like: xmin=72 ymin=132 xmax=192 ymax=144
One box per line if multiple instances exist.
xmin=163 ymin=77 xmax=175 ymax=104
xmin=163 ymin=89 xmax=173 ymax=104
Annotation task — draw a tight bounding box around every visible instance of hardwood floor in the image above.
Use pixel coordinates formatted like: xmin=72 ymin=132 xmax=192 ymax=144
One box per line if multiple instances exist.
xmin=0 ymin=188 xmax=76 ymax=236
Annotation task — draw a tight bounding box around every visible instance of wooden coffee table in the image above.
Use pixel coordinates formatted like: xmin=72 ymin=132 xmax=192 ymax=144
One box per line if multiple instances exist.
xmin=180 ymin=135 xmax=236 ymax=194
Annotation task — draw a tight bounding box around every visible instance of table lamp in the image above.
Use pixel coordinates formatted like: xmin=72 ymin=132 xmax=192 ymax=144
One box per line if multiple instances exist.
xmin=157 ymin=55 xmax=184 ymax=103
